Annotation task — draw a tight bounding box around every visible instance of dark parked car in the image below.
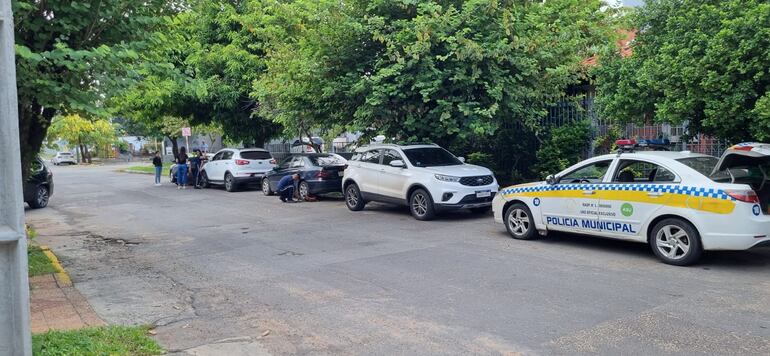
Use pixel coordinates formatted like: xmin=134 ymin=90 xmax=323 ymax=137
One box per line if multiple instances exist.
xmin=262 ymin=153 xmax=347 ymax=199
xmin=24 ymin=157 xmax=53 ymax=209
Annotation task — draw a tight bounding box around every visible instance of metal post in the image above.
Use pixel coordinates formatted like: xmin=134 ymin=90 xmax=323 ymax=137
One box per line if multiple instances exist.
xmin=0 ymin=0 xmax=32 ymax=355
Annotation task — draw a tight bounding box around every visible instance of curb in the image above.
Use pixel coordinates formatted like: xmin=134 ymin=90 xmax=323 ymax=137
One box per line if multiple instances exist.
xmin=39 ymin=245 xmax=72 ymax=287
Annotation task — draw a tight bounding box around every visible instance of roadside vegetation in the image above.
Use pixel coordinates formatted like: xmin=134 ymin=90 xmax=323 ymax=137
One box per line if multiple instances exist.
xmin=32 ymin=326 xmax=164 ymax=356
xmin=14 ymin=0 xmax=770 ymax=182
xmin=26 ymin=226 xmax=56 ymax=277
xmin=123 ymin=164 xmax=170 ymax=175
xmin=27 ymin=245 xmax=56 ymax=277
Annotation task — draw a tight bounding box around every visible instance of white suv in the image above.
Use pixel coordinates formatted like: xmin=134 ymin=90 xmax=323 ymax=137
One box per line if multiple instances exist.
xmin=342 ymin=143 xmax=499 ymax=220
xmin=51 ymin=152 xmax=77 ymax=165
xmin=200 ymin=148 xmax=276 ymax=192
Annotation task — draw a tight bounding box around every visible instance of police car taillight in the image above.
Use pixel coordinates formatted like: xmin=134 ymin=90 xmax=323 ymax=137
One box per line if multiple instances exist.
xmin=725 ymin=189 xmax=759 ymax=203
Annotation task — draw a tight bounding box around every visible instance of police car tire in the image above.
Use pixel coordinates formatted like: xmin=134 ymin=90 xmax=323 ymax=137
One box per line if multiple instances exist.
xmin=649 ymin=218 xmax=703 ymax=266
xmin=505 ymin=203 xmax=537 ymax=240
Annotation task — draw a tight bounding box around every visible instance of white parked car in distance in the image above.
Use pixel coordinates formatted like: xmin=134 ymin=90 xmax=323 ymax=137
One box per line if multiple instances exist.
xmin=51 ymin=152 xmax=77 ymax=165
xmin=342 ymin=143 xmax=499 ymax=220
xmin=199 ymin=148 xmax=276 ymax=192
xmin=492 ymin=141 xmax=770 ymax=266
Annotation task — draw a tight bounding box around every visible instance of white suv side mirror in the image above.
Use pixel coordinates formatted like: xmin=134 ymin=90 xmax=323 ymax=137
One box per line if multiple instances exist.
xmin=389 ymin=160 xmax=406 ymax=168
xmin=457 ymin=157 xmax=466 ymax=163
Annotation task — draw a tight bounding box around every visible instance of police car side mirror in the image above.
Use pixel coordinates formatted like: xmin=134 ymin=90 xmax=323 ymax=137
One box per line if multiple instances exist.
xmin=457 ymin=157 xmax=466 ymax=163
xmin=545 ymin=175 xmax=557 ymax=185
xmin=389 ymin=160 xmax=406 ymax=168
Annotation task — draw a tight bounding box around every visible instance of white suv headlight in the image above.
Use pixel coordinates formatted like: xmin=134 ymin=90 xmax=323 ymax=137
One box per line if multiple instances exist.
xmin=434 ymin=174 xmax=460 ymax=182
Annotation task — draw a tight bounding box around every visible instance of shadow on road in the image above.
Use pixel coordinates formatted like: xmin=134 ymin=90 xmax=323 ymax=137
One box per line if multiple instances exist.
xmin=492 ymin=229 xmax=770 ymax=270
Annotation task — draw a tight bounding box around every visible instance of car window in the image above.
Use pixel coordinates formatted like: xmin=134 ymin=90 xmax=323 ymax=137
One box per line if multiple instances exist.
xmin=309 ymin=155 xmax=346 ymax=166
xmin=291 ymin=157 xmax=305 ymax=168
xmin=59 ymin=153 xmax=72 ymax=156
xmin=402 ymin=147 xmax=462 ymax=167
xmin=559 ymin=160 xmax=612 ymax=184
xmin=381 ymin=150 xmax=403 ymax=166
xmin=240 ymin=151 xmax=272 ymax=160
xmin=677 ymin=156 xmax=729 ymax=181
xmin=212 ymin=152 xmax=223 ymax=161
xmin=221 ymin=151 xmax=234 ymax=160
xmin=278 ymin=157 xmax=293 ymax=169
xmin=362 ymin=150 xmax=381 ymax=164
xmin=613 ymin=160 xmax=677 ymax=183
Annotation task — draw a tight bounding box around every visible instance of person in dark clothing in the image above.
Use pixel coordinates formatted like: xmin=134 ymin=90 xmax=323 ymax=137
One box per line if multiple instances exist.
xmin=190 ymin=149 xmax=204 ymax=189
xmin=176 ymin=147 xmax=189 ymax=189
xmin=152 ymin=152 xmax=163 ymax=186
xmin=276 ymin=174 xmax=300 ymax=202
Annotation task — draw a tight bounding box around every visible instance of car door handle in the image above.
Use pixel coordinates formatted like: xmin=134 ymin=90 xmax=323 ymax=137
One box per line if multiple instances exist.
xmin=647 ymin=191 xmax=664 ymax=197
xmin=582 ymin=190 xmax=595 ymax=195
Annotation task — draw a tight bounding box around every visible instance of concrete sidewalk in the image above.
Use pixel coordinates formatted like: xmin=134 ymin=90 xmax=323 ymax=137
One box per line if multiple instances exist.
xmin=29 ymin=264 xmax=104 ymax=333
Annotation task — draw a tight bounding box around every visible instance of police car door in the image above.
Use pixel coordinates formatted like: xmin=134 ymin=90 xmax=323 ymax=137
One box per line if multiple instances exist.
xmin=600 ymin=159 xmax=677 ymax=239
xmin=541 ymin=159 xmax=613 ymax=233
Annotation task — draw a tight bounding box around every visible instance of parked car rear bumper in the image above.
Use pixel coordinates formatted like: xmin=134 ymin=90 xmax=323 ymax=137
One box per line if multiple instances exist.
xmin=307 ymin=179 xmax=343 ymax=195
xmin=233 ymin=174 xmax=264 ymax=186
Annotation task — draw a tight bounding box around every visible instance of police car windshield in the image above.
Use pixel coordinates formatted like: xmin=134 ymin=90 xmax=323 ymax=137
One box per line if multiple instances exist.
xmin=403 ymin=147 xmax=462 ymax=167
xmin=676 ymin=157 xmax=728 ymax=180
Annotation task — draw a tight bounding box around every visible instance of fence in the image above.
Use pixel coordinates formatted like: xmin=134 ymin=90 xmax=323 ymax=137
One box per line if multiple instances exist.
xmin=545 ymin=93 xmax=731 ymax=158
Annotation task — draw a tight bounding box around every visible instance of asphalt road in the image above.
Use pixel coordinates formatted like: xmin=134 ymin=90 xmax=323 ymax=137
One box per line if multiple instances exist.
xmin=27 ymin=164 xmax=770 ymax=355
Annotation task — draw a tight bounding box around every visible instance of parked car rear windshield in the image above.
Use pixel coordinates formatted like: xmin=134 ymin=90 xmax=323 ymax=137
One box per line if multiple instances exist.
xmin=240 ymin=151 xmax=272 ymax=160
xmin=59 ymin=152 xmax=72 ymax=156
xmin=403 ymin=147 xmax=462 ymax=167
xmin=309 ymin=155 xmax=346 ymax=166
xmin=677 ymin=156 xmax=730 ymax=180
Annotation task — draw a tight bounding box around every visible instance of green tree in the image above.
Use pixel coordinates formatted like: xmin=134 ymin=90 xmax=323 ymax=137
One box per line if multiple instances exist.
xmin=114 ymin=1 xmax=282 ymax=149
xmin=594 ymin=0 xmax=770 ymax=141
xmin=47 ymin=115 xmax=117 ymax=163
xmin=256 ymin=0 xmax=612 ymax=146
xmin=13 ymin=0 xmax=175 ymax=177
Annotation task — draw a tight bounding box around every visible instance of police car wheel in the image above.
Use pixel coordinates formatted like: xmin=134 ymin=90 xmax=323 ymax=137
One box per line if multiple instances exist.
xmin=650 ymin=218 xmax=702 ymax=266
xmin=505 ymin=203 xmax=536 ymax=240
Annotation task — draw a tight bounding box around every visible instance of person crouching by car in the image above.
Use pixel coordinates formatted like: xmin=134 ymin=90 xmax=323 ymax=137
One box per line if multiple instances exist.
xmin=276 ymin=174 xmax=300 ymax=202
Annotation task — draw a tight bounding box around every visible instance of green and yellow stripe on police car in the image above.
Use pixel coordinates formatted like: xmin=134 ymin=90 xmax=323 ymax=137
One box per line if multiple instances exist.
xmin=501 ymin=183 xmax=736 ymax=215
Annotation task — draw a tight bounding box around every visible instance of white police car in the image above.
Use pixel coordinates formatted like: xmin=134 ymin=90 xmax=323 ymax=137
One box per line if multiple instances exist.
xmin=492 ymin=141 xmax=770 ymax=266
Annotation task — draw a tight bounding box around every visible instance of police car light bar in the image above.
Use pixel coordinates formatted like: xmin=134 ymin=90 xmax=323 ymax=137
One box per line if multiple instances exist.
xmin=616 ymin=139 xmax=637 ymax=153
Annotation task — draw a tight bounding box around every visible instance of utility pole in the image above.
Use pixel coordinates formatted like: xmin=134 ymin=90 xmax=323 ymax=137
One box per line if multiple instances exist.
xmin=0 ymin=0 xmax=32 ymax=354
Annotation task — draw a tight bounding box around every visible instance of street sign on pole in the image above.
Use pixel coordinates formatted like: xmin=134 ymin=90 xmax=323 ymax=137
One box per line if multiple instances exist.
xmin=0 ymin=1 xmax=33 ymax=354
xmin=181 ymin=127 xmax=191 ymax=137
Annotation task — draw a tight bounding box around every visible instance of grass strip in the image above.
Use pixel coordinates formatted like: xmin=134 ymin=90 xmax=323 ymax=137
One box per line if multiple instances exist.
xmin=32 ymin=325 xmax=164 ymax=356
xmin=28 ymin=245 xmax=57 ymax=277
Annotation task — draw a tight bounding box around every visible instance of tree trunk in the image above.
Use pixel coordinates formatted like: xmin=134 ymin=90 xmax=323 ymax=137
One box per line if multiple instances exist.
xmin=18 ymin=102 xmax=55 ymax=180
xmin=83 ymin=144 xmax=92 ymax=164
xmin=78 ymin=143 xmax=86 ymax=164
xmin=166 ymin=135 xmax=179 ymax=160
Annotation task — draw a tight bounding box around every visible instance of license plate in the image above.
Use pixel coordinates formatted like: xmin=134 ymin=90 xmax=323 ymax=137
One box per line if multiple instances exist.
xmin=476 ymin=190 xmax=491 ymax=198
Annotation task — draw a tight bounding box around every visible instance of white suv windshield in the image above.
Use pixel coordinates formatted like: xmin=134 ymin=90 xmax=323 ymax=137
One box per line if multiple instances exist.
xmin=403 ymin=147 xmax=462 ymax=167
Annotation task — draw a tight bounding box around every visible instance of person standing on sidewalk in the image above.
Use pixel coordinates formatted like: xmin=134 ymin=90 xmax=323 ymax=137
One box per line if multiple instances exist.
xmin=152 ymin=152 xmax=163 ymax=186
xmin=176 ymin=147 xmax=189 ymax=189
